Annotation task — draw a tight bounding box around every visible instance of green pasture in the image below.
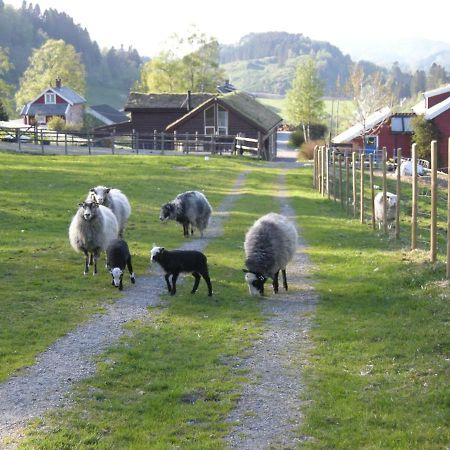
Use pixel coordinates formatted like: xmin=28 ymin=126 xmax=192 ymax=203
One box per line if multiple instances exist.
xmin=0 ymin=152 xmax=448 ymax=448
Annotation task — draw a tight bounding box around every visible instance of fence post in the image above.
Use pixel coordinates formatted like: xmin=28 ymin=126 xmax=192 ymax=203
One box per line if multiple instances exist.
xmin=195 ymin=131 xmax=199 ymax=152
xmin=369 ymin=154 xmax=375 ymax=229
xmin=64 ymin=132 xmax=67 ymax=155
xmin=396 ymin=148 xmax=402 ymax=239
xmin=185 ymin=132 xmax=189 ymax=154
xmin=430 ymin=140 xmax=438 ymax=263
xmin=153 ymin=129 xmax=157 ymax=150
xmin=110 ymin=132 xmax=115 ymax=155
xmin=87 ymin=132 xmax=91 ymax=155
xmin=174 ymin=131 xmax=177 ymax=151
xmin=332 ymin=151 xmax=336 ymax=200
xmin=447 ymin=138 xmax=450 ymax=277
xmin=160 ymin=131 xmax=164 ymax=154
xmin=360 ymin=152 xmax=365 ymax=223
xmin=345 ymin=155 xmax=350 ymax=213
xmin=338 ymin=154 xmax=343 ymax=206
xmin=411 ymin=143 xmax=418 ymax=250
xmin=326 ymin=147 xmax=330 ymax=200
xmin=313 ymin=146 xmax=317 ymax=189
xmin=382 ymin=147 xmax=388 ymax=235
xmin=352 ymin=152 xmax=357 ymax=217
xmin=321 ymin=147 xmax=326 ymax=197
xmin=56 ymin=130 xmax=59 ymax=147
xmin=40 ymin=129 xmax=44 ymax=154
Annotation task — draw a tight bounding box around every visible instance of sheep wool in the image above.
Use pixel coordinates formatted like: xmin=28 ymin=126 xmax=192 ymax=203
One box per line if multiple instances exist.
xmin=69 ymin=200 xmax=119 ymax=275
xmin=244 ymin=212 xmax=297 ymax=296
xmin=159 ymin=191 xmax=212 ymax=237
xmin=88 ymin=186 xmax=131 ymax=237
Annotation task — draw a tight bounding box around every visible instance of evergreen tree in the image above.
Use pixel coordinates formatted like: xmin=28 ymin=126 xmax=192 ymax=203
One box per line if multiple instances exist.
xmin=0 ymin=47 xmax=14 ymax=117
xmin=0 ymin=99 xmax=8 ymax=121
xmin=411 ymin=115 xmax=440 ymax=161
xmin=285 ymin=56 xmax=324 ymax=141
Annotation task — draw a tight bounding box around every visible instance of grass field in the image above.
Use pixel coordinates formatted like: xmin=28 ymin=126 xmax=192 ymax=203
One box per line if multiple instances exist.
xmin=0 ymin=152 xmax=448 ymax=448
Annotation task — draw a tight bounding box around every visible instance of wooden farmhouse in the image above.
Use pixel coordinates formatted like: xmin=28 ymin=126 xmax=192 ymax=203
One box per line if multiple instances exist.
xmin=20 ymin=78 xmax=86 ymax=127
xmin=333 ymin=83 xmax=450 ymax=168
xmin=96 ymin=90 xmax=282 ymax=157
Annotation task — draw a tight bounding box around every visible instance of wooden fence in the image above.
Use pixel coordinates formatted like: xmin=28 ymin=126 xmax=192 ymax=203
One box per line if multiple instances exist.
xmin=0 ymin=127 xmax=269 ymax=159
xmin=313 ymin=139 xmax=450 ymax=277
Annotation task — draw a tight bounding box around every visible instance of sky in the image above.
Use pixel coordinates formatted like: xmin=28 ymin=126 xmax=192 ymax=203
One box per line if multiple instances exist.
xmin=5 ymin=0 xmax=450 ymax=57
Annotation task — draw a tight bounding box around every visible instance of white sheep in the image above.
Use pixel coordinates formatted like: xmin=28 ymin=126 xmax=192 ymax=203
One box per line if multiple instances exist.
xmin=88 ymin=186 xmax=131 ymax=237
xmin=243 ymin=212 xmax=298 ymax=296
xmin=374 ymin=192 xmax=397 ymax=230
xmin=399 ymin=160 xmax=424 ymax=176
xmin=69 ymin=200 xmax=119 ymax=275
xmin=159 ymin=191 xmax=212 ymax=237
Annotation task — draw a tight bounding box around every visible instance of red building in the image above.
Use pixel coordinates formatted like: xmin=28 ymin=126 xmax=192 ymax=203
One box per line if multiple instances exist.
xmin=332 ymin=83 xmax=450 ymax=167
xmin=20 ymin=78 xmax=86 ymax=127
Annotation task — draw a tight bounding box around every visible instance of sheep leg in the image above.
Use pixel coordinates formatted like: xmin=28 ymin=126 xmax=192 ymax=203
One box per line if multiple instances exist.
xmin=93 ymin=251 xmax=99 ymax=275
xmin=170 ymin=273 xmax=179 ymax=295
xmin=183 ymin=223 xmax=189 ymax=237
xmin=191 ymin=272 xmax=201 ymax=293
xmin=127 ymin=258 xmax=136 ymax=284
xmin=83 ymin=250 xmax=90 ymax=275
xmin=273 ymin=270 xmax=280 ymax=293
xmin=164 ymin=273 xmax=172 ymax=293
xmin=282 ymin=269 xmax=288 ymax=291
xmin=200 ymin=270 xmax=213 ymax=297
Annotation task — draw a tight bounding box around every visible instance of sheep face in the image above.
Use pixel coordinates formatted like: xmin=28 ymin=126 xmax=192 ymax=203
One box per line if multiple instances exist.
xmin=110 ymin=267 xmax=123 ymax=289
xmin=90 ymin=186 xmax=110 ymax=205
xmin=243 ymin=270 xmax=266 ymax=296
xmin=151 ymin=245 xmax=164 ymax=262
xmin=79 ymin=201 xmax=99 ymax=221
xmin=159 ymin=203 xmax=175 ymax=221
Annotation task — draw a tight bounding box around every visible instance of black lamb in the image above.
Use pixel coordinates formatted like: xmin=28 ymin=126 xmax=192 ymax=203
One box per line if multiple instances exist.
xmin=151 ymin=245 xmax=213 ymax=296
xmin=106 ymin=239 xmax=136 ymax=290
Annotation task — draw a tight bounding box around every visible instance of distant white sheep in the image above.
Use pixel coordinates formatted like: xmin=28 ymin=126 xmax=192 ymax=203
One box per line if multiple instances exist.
xmin=399 ymin=160 xmax=424 ymax=176
xmin=374 ymin=192 xmax=397 ymax=230
xmin=69 ymin=200 xmax=119 ymax=275
xmin=88 ymin=186 xmax=131 ymax=237
xmin=243 ymin=212 xmax=298 ymax=296
xmin=159 ymin=191 xmax=212 ymax=237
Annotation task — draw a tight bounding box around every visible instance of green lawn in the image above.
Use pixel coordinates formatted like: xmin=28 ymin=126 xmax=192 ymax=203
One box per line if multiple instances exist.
xmin=0 ymin=152 xmax=448 ymax=448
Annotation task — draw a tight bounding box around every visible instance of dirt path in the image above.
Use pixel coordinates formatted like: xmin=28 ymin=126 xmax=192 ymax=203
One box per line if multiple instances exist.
xmin=0 ymin=172 xmax=248 ymax=449
xmin=226 ymin=172 xmax=317 ymax=449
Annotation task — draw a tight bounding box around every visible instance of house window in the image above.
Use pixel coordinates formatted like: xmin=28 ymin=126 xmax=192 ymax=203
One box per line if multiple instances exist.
xmin=45 ymin=92 xmax=56 ymax=104
xmin=204 ymin=104 xmax=228 ymax=135
xmin=391 ymin=116 xmax=412 ymax=133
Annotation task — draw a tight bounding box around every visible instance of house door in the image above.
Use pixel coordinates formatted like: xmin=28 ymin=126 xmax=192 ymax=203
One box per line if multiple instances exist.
xmin=364 ymin=135 xmax=378 ymax=152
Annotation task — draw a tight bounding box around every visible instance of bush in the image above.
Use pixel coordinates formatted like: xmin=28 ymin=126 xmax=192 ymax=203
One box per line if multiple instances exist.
xmin=411 ymin=115 xmax=440 ymax=161
xmin=298 ymin=139 xmax=325 ymax=160
xmin=47 ymin=116 xmax=65 ymax=131
xmin=288 ymin=129 xmax=305 ymax=148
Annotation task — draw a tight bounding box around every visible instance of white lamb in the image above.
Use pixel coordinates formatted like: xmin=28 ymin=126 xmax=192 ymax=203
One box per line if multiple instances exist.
xmin=88 ymin=186 xmax=131 ymax=237
xmin=374 ymin=192 xmax=397 ymax=230
xmin=69 ymin=200 xmax=119 ymax=275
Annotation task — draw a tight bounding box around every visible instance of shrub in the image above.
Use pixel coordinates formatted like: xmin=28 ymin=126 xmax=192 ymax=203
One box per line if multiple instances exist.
xmin=47 ymin=116 xmax=65 ymax=131
xmin=298 ymin=139 xmax=325 ymax=160
xmin=411 ymin=115 xmax=440 ymax=161
xmin=288 ymin=129 xmax=305 ymax=148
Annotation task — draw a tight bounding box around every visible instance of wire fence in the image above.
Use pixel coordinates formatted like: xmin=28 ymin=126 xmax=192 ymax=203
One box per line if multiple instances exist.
xmin=313 ymin=139 xmax=450 ymax=277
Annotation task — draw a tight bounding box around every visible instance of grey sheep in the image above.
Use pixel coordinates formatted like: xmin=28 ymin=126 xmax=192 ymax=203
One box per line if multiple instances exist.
xmin=69 ymin=200 xmax=119 ymax=275
xmin=159 ymin=191 xmax=212 ymax=237
xmin=374 ymin=192 xmax=397 ymax=230
xmin=88 ymin=186 xmax=131 ymax=237
xmin=243 ymin=212 xmax=298 ymax=296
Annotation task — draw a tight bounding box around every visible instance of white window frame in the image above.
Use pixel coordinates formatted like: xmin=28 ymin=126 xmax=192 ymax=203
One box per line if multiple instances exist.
xmin=204 ymin=104 xmax=229 ymax=135
xmin=45 ymin=92 xmax=56 ymax=104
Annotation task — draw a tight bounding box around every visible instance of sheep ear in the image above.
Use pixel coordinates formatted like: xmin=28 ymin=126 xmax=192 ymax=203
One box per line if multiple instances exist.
xmin=89 ymin=188 xmax=95 ymax=192
xmin=242 ymin=269 xmax=249 ymax=273
xmin=78 ymin=202 xmax=84 ymax=207
xmin=106 ymin=188 xmax=111 ymax=193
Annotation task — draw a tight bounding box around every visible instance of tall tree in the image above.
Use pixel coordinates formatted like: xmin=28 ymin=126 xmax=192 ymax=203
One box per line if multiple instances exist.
xmin=135 ymin=30 xmax=224 ymax=93
xmin=285 ymin=56 xmax=324 ymax=142
xmin=0 ymin=47 xmax=14 ymax=118
xmin=346 ymin=65 xmax=393 ymax=150
xmin=15 ymin=39 xmax=86 ymax=110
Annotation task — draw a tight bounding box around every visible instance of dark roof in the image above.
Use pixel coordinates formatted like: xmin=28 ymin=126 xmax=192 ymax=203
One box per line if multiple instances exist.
xmin=217 ymin=80 xmax=236 ymax=94
xmin=52 ymin=86 xmax=86 ymax=104
xmin=125 ymin=92 xmax=214 ymax=110
xmin=21 ymin=103 xmax=68 ymax=116
xmin=166 ymin=91 xmax=282 ymax=133
xmin=88 ymin=104 xmax=129 ymax=124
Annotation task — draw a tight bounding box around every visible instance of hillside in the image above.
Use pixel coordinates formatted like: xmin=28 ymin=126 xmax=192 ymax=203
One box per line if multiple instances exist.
xmin=220 ymin=32 xmax=353 ymax=95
